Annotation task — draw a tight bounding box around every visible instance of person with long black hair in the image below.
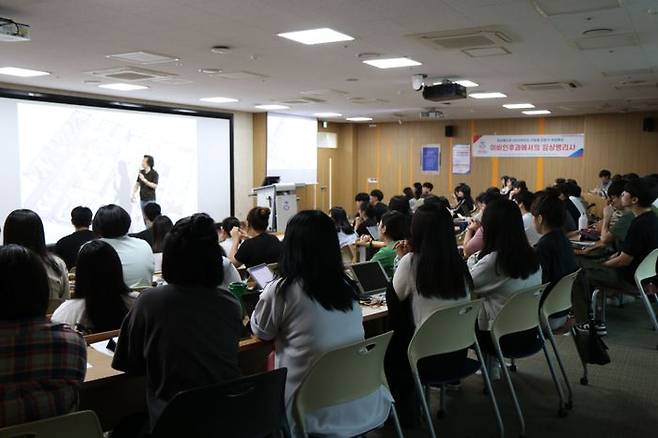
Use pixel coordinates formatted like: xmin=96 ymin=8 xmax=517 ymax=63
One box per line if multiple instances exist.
xmin=330 ymin=206 xmax=357 ymax=264
xmin=52 ymin=240 xmax=137 ymax=333
xmin=151 ymin=215 xmax=173 ymax=254
xmin=250 ymin=210 xmax=393 ymax=436
xmin=453 ymin=183 xmax=475 ymax=217
xmin=468 ymin=198 xmax=542 ymax=332
xmin=3 ymin=209 xmax=70 ymax=305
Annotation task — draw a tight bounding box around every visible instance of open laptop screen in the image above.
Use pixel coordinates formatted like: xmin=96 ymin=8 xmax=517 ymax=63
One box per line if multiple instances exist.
xmin=349 ymin=261 xmax=389 ymax=296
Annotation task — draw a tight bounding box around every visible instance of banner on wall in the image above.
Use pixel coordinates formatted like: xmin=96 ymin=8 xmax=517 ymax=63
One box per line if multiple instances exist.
xmin=452 ymin=144 xmax=471 ymax=175
xmin=472 ymin=134 xmax=584 ymax=157
xmin=421 ymin=144 xmax=441 ymax=174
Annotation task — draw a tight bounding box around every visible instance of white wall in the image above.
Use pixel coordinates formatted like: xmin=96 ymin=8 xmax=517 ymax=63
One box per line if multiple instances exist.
xmin=232 ymin=111 xmax=254 ymax=220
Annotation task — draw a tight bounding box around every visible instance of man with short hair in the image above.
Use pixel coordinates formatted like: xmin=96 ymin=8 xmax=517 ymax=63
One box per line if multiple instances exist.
xmin=599 ymin=180 xmax=634 ymax=250
xmin=93 ymin=204 xmax=154 ymax=288
xmin=132 ymin=155 xmax=159 ymax=225
xmin=573 ymin=177 xmax=658 ymax=333
xmin=113 ymin=213 xmax=242 ymax=432
xmin=130 ymin=202 xmax=161 ymax=249
xmin=369 ymin=189 xmax=389 ymax=222
xmin=55 ymin=206 xmax=97 ymax=269
xmin=421 ymin=182 xmax=434 ymax=196
xmin=598 ymin=169 xmax=612 ymax=196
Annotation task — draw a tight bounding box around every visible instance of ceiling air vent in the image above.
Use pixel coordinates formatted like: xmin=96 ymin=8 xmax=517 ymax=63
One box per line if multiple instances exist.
xmin=614 ymin=80 xmax=658 ymax=90
xmin=413 ymin=29 xmax=512 ymax=50
xmin=280 ymin=97 xmax=327 ymax=105
xmin=87 ymin=67 xmax=176 ymax=82
xmin=519 ymin=81 xmax=580 ymax=91
xmin=211 ymin=71 xmax=268 ymax=80
xmin=106 ymin=51 xmax=179 ymax=65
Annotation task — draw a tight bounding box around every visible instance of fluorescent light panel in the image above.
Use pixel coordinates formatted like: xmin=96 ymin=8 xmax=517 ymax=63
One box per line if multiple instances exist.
xmin=503 ymin=103 xmax=535 ymax=109
xmin=454 ymin=80 xmax=479 ymax=88
xmin=98 ymin=83 xmax=149 ymax=91
xmin=346 ymin=117 xmax=373 ymax=121
xmin=363 ymin=57 xmax=422 ymax=69
xmin=277 ymin=27 xmax=354 ymax=45
xmin=470 ymin=92 xmax=507 ymax=99
xmin=0 ymin=66 xmax=50 ymax=77
xmin=200 ymin=96 xmax=239 ymax=103
xmin=523 ymin=110 xmax=551 ymax=115
xmin=313 ymin=112 xmax=342 ymax=118
xmin=255 ymin=104 xmax=290 ymax=110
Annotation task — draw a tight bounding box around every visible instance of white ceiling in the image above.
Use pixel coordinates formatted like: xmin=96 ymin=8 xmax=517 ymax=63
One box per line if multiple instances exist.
xmin=1 ymin=0 xmax=658 ymax=121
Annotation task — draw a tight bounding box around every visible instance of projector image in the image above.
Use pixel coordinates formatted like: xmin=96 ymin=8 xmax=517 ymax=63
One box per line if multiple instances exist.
xmin=422 ymin=82 xmax=467 ymax=102
xmin=0 ymin=18 xmax=30 ymax=42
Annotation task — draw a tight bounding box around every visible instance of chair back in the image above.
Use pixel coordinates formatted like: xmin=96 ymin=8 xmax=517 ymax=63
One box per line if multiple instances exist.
xmin=541 ymin=270 xmax=580 ymax=319
xmin=635 ymin=249 xmax=658 ymax=289
xmin=0 ymin=411 xmax=102 ymax=438
xmin=151 ymin=369 xmax=290 ymax=438
xmin=491 ymin=284 xmax=547 ymax=341
xmin=293 ymin=331 xmax=393 ymax=433
xmin=407 ymin=299 xmax=483 ymax=371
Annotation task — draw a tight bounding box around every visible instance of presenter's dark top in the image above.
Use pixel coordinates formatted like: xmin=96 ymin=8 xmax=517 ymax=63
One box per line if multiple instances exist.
xmin=235 ymin=232 xmax=282 ymax=268
xmin=138 ymin=169 xmax=159 ymax=201
xmin=55 ymin=229 xmax=97 ymax=269
xmin=112 ymin=284 xmax=242 ymax=430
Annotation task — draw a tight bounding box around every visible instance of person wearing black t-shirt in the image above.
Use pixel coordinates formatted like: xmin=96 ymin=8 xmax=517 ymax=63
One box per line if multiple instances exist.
xmin=229 ymin=207 xmax=282 ymax=268
xmin=132 ymin=155 xmax=159 ymax=224
xmin=369 ymin=189 xmax=389 ymax=222
xmin=55 ymin=206 xmax=97 ymax=269
xmin=572 ymin=177 xmax=658 ymax=330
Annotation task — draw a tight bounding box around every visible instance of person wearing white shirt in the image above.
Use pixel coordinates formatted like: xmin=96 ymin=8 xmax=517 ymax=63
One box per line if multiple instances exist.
xmin=329 ymin=207 xmax=358 ymax=265
xmin=467 ymin=198 xmax=542 ymax=332
xmin=52 ymin=240 xmax=138 ymax=332
xmin=512 ymin=190 xmax=542 ymax=246
xmin=92 ymin=204 xmax=154 ymax=288
xmin=216 ymin=216 xmax=241 ymax=257
xmin=251 ymin=210 xmax=393 ymax=437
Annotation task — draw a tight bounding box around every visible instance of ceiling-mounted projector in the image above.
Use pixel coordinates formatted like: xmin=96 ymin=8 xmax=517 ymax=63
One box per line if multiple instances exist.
xmin=0 ymin=18 xmax=31 ymax=42
xmin=422 ymin=80 xmax=467 ymax=102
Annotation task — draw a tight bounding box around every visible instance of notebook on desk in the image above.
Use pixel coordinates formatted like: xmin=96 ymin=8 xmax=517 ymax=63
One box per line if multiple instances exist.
xmin=349 ymin=261 xmax=389 ymax=297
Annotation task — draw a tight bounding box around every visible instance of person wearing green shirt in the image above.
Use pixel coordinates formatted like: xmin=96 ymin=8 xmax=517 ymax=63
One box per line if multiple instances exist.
xmin=367 ymin=211 xmax=407 ymax=278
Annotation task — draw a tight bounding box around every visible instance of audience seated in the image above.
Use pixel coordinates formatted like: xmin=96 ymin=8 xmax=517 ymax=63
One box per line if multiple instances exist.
xmin=599 ymin=179 xmax=634 ymax=250
xmin=329 ymin=207 xmax=357 ymax=265
xmin=463 ymin=190 xmax=500 ymax=258
xmin=353 ymin=192 xmax=370 ymax=222
xmin=513 ymin=189 xmax=542 ymax=246
xmin=229 ymin=207 xmax=282 ymax=268
xmin=467 ymin=198 xmax=542 ymax=334
xmin=3 ymin=209 xmax=70 ymax=304
xmin=500 ymin=176 xmax=516 ymax=196
xmin=572 ymin=177 xmax=658 ymax=328
xmin=354 ymin=202 xmax=377 ymax=237
xmin=129 ymin=202 xmax=161 ymax=249
xmin=369 ymin=189 xmax=389 ymax=222
xmin=112 ymin=213 xmax=243 ymax=432
xmin=54 ymin=206 xmax=97 ymax=269
xmin=92 ymin=204 xmax=154 ymax=288
xmin=217 ymin=216 xmax=241 ymax=256
xmin=250 ymin=210 xmax=392 ymax=436
xmin=557 ymin=182 xmax=582 ymax=230
xmin=151 ymin=215 xmax=173 ymax=254
xmin=509 ymin=179 xmax=528 ymax=200
xmin=596 ymin=169 xmax=612 ymax=197
xmin=0 ymin=244 xmax=86 ymax=428
xmin=453 ymin=183 xmax=475 ymax=217
xmin=365 ymin=210 xmax=406 ymax=278
xmin=409 ymin=182 xmax=423 ymax=212
xmin=51 ymin=240 xmax=138 ymax=333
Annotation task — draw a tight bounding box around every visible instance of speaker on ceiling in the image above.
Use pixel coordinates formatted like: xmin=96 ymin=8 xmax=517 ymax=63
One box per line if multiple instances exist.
xmin=445 ymin=125 xmax=456 ymax=137
xmin=642 ymin=117 xmax=655 ymax=132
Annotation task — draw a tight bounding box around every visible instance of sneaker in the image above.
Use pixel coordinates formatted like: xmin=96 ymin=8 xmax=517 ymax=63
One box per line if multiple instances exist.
xmin=576 ymin=322 xmax=607 ymax=336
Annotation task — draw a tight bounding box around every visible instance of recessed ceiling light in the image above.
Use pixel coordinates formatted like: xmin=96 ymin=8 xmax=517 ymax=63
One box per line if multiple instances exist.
xmin=0 ymin=66 xmax=50 ymax=77
xmin=503 ymin=103 xmax=535 ymax=109
xmin=470 ymin=92 xmax=507 ymax=99
xmin=363 ymin=57 xmax=422 ymax=69
xmin=346 ymin=116 xmax=373 ymax=122
xmin=98 ymin=83 xmax=149 ymax=91
xmin=313 ymin=112 xmax=342 ymax=118
xmin=200 ymin=96 xmax=239 ymax=103
xmin=173 ymin=109 xmax=197 ymax=113
xmin=277 ymin=27 xmax=354 ymax=45
xmin=198 ymin=68 xmax=223 ymax=74
xmin=255 ymin=104 xmax=290 ymax=110
xmin=523 ymin=110 xmax=551 ymax=115
xmin=454 ymin=80 xmax=479 ymax=88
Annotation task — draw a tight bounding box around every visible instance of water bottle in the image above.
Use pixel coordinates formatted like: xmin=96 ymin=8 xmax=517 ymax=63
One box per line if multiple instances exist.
xmin=578 ymin=213 xmax=588 ymax=231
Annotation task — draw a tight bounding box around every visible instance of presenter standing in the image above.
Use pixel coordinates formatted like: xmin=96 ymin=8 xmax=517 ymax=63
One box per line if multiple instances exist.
xmin=132 ymin=155 xmax=159 ymax=223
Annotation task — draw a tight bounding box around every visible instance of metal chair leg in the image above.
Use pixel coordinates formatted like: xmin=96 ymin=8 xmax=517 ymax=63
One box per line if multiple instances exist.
xmin=538 ymin=330 xmax=567 ymax=417
xmin=389 ymin=403 xmax=405 ymax=438
xmin=591 ymin=289 xmax=600 ymax=321
xmin=413 ymin=373 xmax=437 ymax=438
xmin=545 ymin=326 xmax=573 ymax=409
xmin=493 ymin=340 xmax=526 ymax=437
xmin=474 ymin=341 xmax=505 ymax=438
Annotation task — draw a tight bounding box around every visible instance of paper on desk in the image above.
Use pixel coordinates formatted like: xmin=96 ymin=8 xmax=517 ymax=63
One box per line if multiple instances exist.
xmin=90 ymin=337 xmax=118 ymax=357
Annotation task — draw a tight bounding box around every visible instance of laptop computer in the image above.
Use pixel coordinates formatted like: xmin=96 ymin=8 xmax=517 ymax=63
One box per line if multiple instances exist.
xmin=246 ymin=263 xmax=275 ymax=290
xmin=348 ymin=261 xmax=390 ymax=297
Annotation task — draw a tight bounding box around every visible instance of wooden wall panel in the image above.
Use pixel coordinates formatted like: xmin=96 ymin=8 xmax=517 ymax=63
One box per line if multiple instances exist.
xmin=354 ymin=112 xmax=658 ymax=202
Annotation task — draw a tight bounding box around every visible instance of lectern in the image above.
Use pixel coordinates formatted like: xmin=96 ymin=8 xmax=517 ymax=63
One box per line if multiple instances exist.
xmin=252 ymin=183 xmax=304 ymax=232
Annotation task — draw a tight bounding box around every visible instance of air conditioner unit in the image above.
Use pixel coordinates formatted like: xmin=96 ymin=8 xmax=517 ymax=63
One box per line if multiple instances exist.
xmin=414 ymin=29 xmax=512 ymax=50
xmin=518 ymin=81 xmax=580 ymax=91
xmin=86 ymin=67 xmax=177 ymax=82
